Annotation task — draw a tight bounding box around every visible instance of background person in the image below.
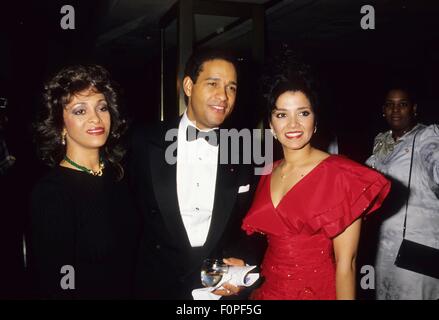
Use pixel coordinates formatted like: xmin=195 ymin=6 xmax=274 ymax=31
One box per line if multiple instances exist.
xmin=366 ymin=86 xmax=439 ymax=300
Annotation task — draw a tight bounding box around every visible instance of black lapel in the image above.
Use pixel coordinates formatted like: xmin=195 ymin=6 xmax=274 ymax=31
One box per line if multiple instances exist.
xmin=203 ymin=142 xmax=238 ymax=253
xmin=148 ymin=118 xmax=192 ymax=250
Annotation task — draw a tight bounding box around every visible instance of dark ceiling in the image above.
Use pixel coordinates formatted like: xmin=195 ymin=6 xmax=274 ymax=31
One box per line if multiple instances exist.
xmin=4 ymin=0 xmax=439 ymax=69
xmin=1 ymin=0 xmax=438 ymax=162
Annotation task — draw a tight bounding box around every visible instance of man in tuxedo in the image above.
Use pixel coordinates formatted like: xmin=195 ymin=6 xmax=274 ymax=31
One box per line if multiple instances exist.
xmin=130 ymin=49 xmax=264 ymax=299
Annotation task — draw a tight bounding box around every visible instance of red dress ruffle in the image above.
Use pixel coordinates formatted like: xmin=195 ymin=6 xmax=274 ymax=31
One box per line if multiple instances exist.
xmin=242 ymin=155 xmax=390 ymax=300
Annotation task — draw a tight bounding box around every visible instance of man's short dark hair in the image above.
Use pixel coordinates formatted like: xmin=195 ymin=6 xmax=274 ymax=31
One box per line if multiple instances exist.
xmin=183 ymin=49 xmax=238 ymax=105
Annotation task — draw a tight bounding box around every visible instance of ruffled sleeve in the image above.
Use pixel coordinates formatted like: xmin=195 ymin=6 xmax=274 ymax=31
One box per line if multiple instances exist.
xmin=242 ymin=156 xmax=391 ymax=239
xmin=306 ymin=156 xmax=391 ymax=238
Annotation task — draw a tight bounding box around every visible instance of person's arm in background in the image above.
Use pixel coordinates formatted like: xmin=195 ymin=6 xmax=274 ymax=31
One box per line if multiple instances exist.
xmin=419 ymin=124 xmax=439 ymax=186
xmin=333 ymin=218 xmax=362 ymax=300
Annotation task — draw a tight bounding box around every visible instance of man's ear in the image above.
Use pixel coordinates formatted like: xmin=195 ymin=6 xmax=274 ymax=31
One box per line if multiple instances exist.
xmin=413 ymin=103 xmax=418 ymax=115
xmin=183 ymin=76 xmax=194 ymax=98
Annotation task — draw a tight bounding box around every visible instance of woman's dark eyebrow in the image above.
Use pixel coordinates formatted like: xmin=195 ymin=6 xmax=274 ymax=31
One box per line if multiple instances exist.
xmin=273 ymin=106 xmax=310 ymax=111
xmin=69 ymin=102 xmax=85 ymax=108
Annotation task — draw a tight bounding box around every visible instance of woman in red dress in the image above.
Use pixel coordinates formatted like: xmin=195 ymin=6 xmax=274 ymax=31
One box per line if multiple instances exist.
xmin=241 ymin=65 xmax=391 ymax=300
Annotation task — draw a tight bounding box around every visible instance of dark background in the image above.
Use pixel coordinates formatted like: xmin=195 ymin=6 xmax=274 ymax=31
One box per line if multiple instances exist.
xmin=0 ymin=0 xmax=438 ymax=299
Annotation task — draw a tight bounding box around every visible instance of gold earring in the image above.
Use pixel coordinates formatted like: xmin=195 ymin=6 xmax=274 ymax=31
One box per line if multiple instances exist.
xmin=270 ymin=129 xmax=277 ymax=140
xmin=61 ymin=132 xmax=66 ymax=145
xmin=314 ymin=126 xmax=317 ymax=134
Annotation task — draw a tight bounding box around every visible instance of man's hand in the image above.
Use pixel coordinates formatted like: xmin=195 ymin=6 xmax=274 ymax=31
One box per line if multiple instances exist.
xmin=212 ymin=257 xmax=245 ymax=296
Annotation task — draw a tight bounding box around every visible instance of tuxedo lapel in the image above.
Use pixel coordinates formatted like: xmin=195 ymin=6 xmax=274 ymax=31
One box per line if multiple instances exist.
xmin=148 ymin=119 xmax=192 ymax=250
xmin=148 ymin=119 xmax=239 ymax=255
xmin=203 ymin=149 xmax=238 ymax=253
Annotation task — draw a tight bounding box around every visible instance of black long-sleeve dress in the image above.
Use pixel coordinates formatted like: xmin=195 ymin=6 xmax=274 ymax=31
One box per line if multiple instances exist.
xmin=29 ymin=166 xmax=140 ymax=299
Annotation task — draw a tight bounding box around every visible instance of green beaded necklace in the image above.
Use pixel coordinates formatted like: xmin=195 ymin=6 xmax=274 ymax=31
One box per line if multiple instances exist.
xmin=63 ymin=156 xmax=105 ymax=176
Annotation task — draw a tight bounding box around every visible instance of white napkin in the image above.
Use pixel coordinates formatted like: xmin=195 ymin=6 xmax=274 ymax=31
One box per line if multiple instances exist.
xmin=192 ymin=265 xmax=259 ymax=300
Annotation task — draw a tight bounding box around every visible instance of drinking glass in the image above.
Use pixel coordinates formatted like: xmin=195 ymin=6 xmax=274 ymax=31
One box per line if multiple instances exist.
xmin=200 ymin=258 xmax=229 ymax=287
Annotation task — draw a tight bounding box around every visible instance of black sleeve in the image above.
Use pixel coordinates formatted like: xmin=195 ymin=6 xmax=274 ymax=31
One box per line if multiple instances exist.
xmin=29 ymin=181 xmax=77 ymax=299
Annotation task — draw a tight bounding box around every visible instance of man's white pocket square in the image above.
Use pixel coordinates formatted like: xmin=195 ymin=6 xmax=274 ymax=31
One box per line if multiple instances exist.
xmin=238 ymin=184 xmax=250 ymax=193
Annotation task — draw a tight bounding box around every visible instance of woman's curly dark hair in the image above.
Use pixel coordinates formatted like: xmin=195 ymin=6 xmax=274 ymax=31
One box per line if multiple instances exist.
xmin=34 ymin=64 xmax=127 ymax=179
xmin=261 ymin=45 xmax=319 ymax=122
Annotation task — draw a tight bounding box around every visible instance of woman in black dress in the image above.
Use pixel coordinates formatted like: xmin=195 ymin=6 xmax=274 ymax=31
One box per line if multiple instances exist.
xmin=30 ymin=65 xmax=140 ymax=299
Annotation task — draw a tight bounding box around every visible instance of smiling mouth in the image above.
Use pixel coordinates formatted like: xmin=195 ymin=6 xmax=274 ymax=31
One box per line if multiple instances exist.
xmin=285 ymin=131 xmax=303 ymax=139
xmin=87 ymin=127 xmax=105 ymax=135
xmin=209 ymin=105 xmax=226 ymax=113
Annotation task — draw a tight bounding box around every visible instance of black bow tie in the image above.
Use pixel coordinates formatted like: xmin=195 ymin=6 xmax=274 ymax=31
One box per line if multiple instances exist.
xmin=186 ymin=126 xmax=219 ymax=146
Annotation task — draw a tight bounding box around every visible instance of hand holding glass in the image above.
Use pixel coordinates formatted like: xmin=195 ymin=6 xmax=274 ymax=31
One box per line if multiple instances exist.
xmin=201 ymin=259 xmax=229 ymax=288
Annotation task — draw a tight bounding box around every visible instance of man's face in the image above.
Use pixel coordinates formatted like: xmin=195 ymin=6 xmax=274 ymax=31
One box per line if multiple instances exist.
xmin=184 ymin=59 xmax=237 ymax=130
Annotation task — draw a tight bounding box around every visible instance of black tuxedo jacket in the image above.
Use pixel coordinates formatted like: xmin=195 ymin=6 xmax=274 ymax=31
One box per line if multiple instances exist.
xmin=129 ymin=119 xmax=264 ymax=299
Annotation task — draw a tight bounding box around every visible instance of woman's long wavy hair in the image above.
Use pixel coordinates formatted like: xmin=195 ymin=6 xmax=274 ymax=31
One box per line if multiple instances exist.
xmin=34 ymin=64 xmax=127 ymax=180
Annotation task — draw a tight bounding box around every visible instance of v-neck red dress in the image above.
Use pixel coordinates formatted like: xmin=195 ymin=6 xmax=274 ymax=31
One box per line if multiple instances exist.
xmin=242 ymin=155 xmax=390 ymax=300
